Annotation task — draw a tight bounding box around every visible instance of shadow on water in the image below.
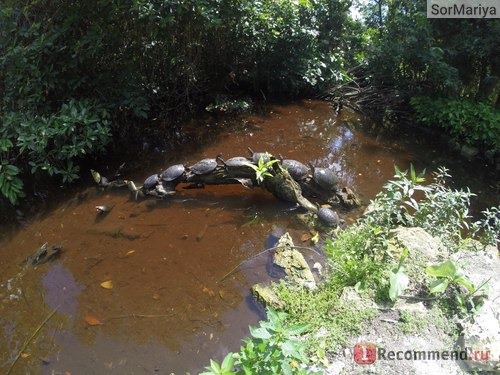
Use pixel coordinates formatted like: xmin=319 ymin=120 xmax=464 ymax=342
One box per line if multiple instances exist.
xmin=0 ymin=100 xmax=498 ymax=374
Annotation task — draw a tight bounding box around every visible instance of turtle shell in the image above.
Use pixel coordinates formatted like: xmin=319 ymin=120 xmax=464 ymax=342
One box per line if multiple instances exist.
xmin=223 ymin=156 xmax=252 ymax=168
xmin=282 ymin=159 xmax=309 ymax=181
xmin=161 ymin=164 xmax=185 ymax=182
xmin=144 ymin=174 xmax=160 ymax=189
xmin=248 ymin=147 xmax=271 ymax=164
xmin=190 ymin=158 xmax=218 ymax=175
xmin=312 ymin=166 xmax=339 ymax=191
xmin=317 ymin=207 xmax=339 ymax=227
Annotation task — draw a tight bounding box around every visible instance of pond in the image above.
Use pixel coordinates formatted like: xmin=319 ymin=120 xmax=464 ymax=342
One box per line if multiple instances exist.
xmin=0 ymin=100 xmax=497 ymax=374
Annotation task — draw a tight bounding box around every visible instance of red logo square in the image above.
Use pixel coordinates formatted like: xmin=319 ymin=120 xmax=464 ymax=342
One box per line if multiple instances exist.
xmin=354 ymin=342 xmax=377 ymax=364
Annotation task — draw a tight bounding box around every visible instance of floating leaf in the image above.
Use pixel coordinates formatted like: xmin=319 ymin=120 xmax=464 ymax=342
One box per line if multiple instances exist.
xmin=100 ymin=280 xmax=113 ymax=289
xmin=300 ymin=233 xmax=311 ymax=242
xmin=84 ymin=315 xmax=103 ymax=326
xmin=126 ymin=250 xmax=135 ymax=255
xmin=202 ymin=286 xmax=215 ymax=297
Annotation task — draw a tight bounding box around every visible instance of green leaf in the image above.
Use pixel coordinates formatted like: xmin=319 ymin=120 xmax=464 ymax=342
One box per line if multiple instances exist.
xmin=220 ymin=352 xmax=235 ymax=372
xmin=389 ymin=267 xmax=409 ymax=301
xmin=426 ymin=260 xmax=457 ymax=278
xmin=284 ymin=323 xmax=310 ymax=336
xmin=429 ymin=278 xmax=450 ymax=294
xmin=210 ymin=359 xmax=221 ymax=372
xmin=454 ymin=276 xmax=475 ymax=293
xmin=249 ymin=326 xmax=272 ymax=340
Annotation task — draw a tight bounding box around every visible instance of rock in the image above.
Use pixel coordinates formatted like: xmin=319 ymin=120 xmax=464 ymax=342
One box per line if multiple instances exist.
xmin=389 ymin=227 xmax=446 ymax=261
xmin=273 ymin=233 xmax=316 ymax=289
xmin=251 ymin=283 xmax=284 ymax=309
xmin=451 ymin=250 xmax=500 ymax=373
xmin=460 ymin=145 xmax=479 ymax=160
xmin=339 ymin=286 xmax=378 ymax=310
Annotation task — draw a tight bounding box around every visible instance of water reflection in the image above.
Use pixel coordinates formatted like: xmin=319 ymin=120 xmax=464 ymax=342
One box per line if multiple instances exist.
xmin=42 ymin=264 xmax=82 ymax=316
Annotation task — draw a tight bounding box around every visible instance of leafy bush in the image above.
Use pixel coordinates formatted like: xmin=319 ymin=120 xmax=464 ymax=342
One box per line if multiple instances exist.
xmin=326 ymin=165 xmax=495 ymax=297
xmin=0 ymin=138 xmax=25 ymax=205
xmin=323 ymin=224 xmax=388 ymax=291
xmin=364 ymin=165 xmax=475 ymax=245
xmin=1 ymin=99 xmax=111 ymax=190
xmin=411 ymin=96 xmax=500 ymax=152
xmin=201 ymin=308 xmax=316 ymax=375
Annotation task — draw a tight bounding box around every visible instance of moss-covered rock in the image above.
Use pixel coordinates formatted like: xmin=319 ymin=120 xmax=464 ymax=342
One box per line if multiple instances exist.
xmin=273 ymin=232 xmax=316 ymax=290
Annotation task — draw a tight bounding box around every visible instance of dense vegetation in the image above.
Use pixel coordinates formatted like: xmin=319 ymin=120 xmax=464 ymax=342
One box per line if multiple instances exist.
xmin=0 ymin=0 xmax=354 ymax=205
xmin=354 ymin=0 xmax=500 ymax=151
xmin=1 ymin=0 xmax=499 ymax=205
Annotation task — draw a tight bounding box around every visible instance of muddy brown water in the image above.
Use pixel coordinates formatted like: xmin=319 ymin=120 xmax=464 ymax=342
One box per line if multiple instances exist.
xmin=1 ymin=100 xmax=498 ymax=374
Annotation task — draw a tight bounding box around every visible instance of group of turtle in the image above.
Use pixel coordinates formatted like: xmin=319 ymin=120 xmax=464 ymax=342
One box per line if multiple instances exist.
xmin=92 ymin=147 xmax=342 ymax=227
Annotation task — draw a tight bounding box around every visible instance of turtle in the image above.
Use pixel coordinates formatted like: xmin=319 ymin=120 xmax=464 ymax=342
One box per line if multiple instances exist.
xmin=91 ymin=169 xmax=109 ymax=187
xmin=247 ymin=147 xmax=271 ymax=164
xmin=144 ymin=173 xmax=161 ymax=190
xmin=281 ymin=159 xmax=309 ymax=181
xmin=317 ymin=207 xmax=340 ymax=227
xmin=217 ymin=156 xmax=253 ymax=169
xmin=161 ymin=164 xmax=186 ymax=182
xmin=189 ymin=155 xmax=220 ymax=175
xmin=309 ymin=163 xmax=339 ymax=192
xmin=126 ymin=180 xmax=143 ymax=200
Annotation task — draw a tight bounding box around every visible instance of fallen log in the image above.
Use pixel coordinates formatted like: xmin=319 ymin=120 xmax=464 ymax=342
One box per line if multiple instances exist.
xmin=91 ymin=152 xmax=360 ymax=219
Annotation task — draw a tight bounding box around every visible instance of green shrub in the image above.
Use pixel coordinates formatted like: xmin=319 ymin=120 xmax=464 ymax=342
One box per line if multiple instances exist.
xmin=201 ymin=308 xmax=316 ymax=375
xmin=1 ymin=99 xmax=111 ymax=190
xmin=364 ymin=165 xmax=475 ymax=245
xmin=410 ymin=96 xmax=500 ymax=152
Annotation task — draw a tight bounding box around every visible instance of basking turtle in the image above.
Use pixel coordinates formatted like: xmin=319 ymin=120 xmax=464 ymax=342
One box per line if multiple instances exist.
xmin=144 ymin=174 xmax=160 ymax=190
xmin=309 ymin=163 xmax=339 ymax=192
xmin=161 ymin=164 xmax=186 ymax=182
xmin=317 ymin=207 xmax=340 ymax=227
xmin=281 ymin=159 xmax=309 ymax=181
xmin=217 ymin=156 xmax=253 ymax=169
xmin=247 ymin=147 xmax=271 ymax=164
xmin=189 ymin=155 xmax=220 ymax=175
xmin=126 ymin=180 xmax=143 ymax=200
xmin=91 ymin=169 xmax=109 ymax=187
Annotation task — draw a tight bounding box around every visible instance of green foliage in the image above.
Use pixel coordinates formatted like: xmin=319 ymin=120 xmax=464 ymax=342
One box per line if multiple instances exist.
xmin=0 ymin=139 xmax=25 ymax=205
xmin=363 ymin=164 xmax=428 ymax=229
xmin=204 ymin=308 xmax=316 ymax=375
xmin=0 ymin=163 xmax=25 ymax=206
xmin=426 ymin=260 xmax=475 ymax=294
xmin=388 ymin=248 xmax=409 ymax=301
xmin=411 ymin=96 xmax=500 ymax=152
xmin=323 ymin=224 xmax=388 ymax=292
xmin=471 ymin=206 xmax=500 ymax=246
xmin=2 ymin=99 xmax=111 ymax=185
xmin=236 ymin=308 xmax=313 ymax=375
xmin=273 ymin=281 xmax=375 ymax=359
xmin=361 ymin=0 xmax=498 ymax=98
xmin=246 ymin=155 xmax=280 ymax=183
xmin=426 ymin=259 xmax=490 ymax=316
xmin=200 ymin=353 xmax=236 ymax=375
xmin=365 ymin=166 xmax=474 ymax=245
xmin=0 ymin=0 xmax=353 ymax=205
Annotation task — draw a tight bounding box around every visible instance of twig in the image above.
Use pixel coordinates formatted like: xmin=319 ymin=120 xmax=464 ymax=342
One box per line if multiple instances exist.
xmin=105 ymin=313 xmax=176 ymax=321
xmin=7 ymin=307 xmax=59 ymax=375
xmin=218 ymin=244 xmax=323 ymax=283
